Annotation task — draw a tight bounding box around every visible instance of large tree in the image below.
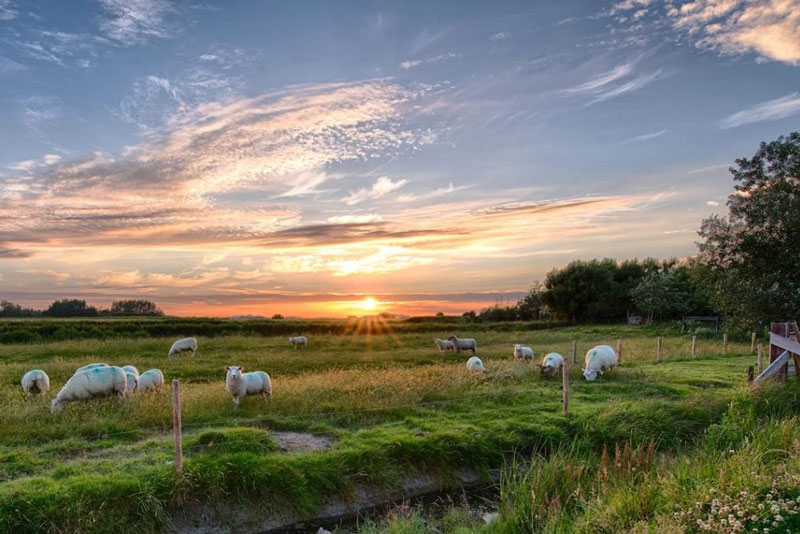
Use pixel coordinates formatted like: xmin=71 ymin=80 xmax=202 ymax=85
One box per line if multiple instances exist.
xmin=45 ymin=299 xmax=98 ymax=317
xmin=695 ymin=132 xmax=800 ymax=329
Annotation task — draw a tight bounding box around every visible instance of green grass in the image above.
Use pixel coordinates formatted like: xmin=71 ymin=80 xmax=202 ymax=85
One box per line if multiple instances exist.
xmin=0 ymin=322 xmax=775 ymax=532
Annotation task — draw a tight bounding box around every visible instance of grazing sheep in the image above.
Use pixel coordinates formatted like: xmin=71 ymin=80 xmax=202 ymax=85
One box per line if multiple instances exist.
xmin=168 ymin=337 xmax=197 ymax=358
xmin=434 ymin=338 xmax=455 ymax=353
xmin=122 ymin=365 xmax=139 ymax=379
xmin=289 ymin=335 xmax=308 ymax=349
xmin=225 ymin=366 xmax=271 ymax=408
xmin=137 ymin=369 xmax=165 ymax=392
xmin=513 ymin=344 xmax=534 ymax=361
xmin=583 ymin=345 xmax=618 ymax=382
xmin=538 ymin=352 xmax=564 ymax=378
xmin=448 ymin=335 xmax=477 ymax=354
xmin=75 ymin=363 xmax=109 ymax=373
xmin=124 ymin=372 xmax=138 ymax=393
xmin=466 ymin=356 xmax=487 ymax=373
xmin=51 ymin=366 xmax=128 ymax=413
xmin=21 ymin=370 xmax=50 ymax=396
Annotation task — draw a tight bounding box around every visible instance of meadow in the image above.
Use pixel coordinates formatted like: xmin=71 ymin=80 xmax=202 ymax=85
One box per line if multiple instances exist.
xmin=0 ymin=319 xmax=796 ymax=533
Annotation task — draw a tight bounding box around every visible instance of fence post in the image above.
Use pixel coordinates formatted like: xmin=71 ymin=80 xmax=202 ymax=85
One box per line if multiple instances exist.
xmin=571 ymin=340 xmax=577 ymax=365
xmin=616 ymin=339 xmax=622 ymax=363
xmin=657 ymin=337 xmax=662 ymax=362
xmin=171 ymin=379 xmax=183 ymax=474
xmin=562 ymin=357 xmax=569 ymax=415
xmin=747 ymin=365 xmax=754 ymax=382
xmin=691 ymin=336 xmax=697 ymax=358
xmin=751 ymin=332 xmax=757 ymax=354
xmin=723 ymin=333 xmax=728 ymax=356
xmin=757 ymin=344 xmax=764 ymax=374
xmin=770 ymin=322 xmax=790 ymax=380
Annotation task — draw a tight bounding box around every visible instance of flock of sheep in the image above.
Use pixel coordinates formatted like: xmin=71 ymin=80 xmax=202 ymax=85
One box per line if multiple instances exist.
xmin=436 ymin=335 xmax=618 ymax=381
xmin=19 ymin=334 xmax=619 ymax=414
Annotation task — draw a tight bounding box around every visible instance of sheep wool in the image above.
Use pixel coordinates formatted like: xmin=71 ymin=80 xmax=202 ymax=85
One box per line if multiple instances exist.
xmin=21 ymin=369 xmax=50 ymax=396
xmin=51 ymin=366 xmax=128 ymax=413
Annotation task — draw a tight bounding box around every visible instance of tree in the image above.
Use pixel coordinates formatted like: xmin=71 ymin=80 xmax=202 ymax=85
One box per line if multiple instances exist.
xmin=109 ymin=299 xmax=163 ymax=316
xmin=0 ymin=300 xmax=38 ymax=317
xmin=630 ymin=272 xmax=689 ymax=323
xmin=45 ymin=299 xmax=98 ymax=317
xmin=695 ymin=132 xmax=800 ymax=329
xmin=540 ymin=259 xmax=626 ymax=322
xmin=517 ymin=282 xmax=546 ymax=320
xmin=271 ymin=313 xmax=284 ymax=320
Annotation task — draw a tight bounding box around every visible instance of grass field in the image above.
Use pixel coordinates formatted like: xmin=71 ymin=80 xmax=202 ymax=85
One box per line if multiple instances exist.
xmin=0 ymin=320 xmax=795 ymax=533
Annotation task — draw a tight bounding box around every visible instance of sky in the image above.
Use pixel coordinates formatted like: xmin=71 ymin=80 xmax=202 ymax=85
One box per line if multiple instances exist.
xmin=1 ymin=0 xmax=799 ymax=317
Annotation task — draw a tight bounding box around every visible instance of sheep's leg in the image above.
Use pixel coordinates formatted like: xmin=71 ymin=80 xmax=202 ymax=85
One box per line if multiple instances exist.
xmin=233 ymin=396 xmax=240 ymax=409
xmin=261 ymin=391 xmax=270 ymax=403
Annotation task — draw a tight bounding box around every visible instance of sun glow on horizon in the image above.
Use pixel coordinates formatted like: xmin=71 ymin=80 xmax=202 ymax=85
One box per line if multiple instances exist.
xmin=360 ymin=297 xmax=378 ymax=311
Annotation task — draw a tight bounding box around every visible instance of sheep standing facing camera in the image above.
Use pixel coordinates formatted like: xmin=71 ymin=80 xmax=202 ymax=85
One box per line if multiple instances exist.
xmin=225 ymin=366 xmax=271 ymax=408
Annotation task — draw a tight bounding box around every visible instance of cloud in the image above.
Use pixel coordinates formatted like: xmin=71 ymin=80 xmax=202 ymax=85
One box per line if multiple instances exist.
xmin=19 ymin=96 xmax=62 ymax=140
xmin=400 ymin=52 xmax=460 ymax=70
xmin=562 ymin=61 xmax=663 ymax=105
xmin=720 ymin=92 xmax=800 ymax=128
xmin=98 ymin=0 xmax=176 ymax=45
xmin=0 ymin=0 xmax=16 ymax=20
xmin=409 ymin=28 xmax=451 ymax=54
xmin=621 ymin=128 xmax=667 ymax=144
xmin=706 ymin=200 xmax=720 ymax=206
xmin=587 ymin=69 xmax=662 ymax=104
xmin=343 ymin=176 xmax=408 ymax=205
xmin=490 ymin=32 xmax=510 ymax=41
xmin=397 ymin=182 xmax=474 ymax=203
xmin=562 ymin=63 xmax=635 ymax=94
xmin=668 ymin=0 xmax=800 ymax=65
xmin=326 ymin=214 xmax=384 ymax=224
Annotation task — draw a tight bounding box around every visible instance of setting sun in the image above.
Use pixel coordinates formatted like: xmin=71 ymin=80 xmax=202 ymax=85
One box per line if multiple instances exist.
xmin=361 ymin=297 xmax=378 ymax=311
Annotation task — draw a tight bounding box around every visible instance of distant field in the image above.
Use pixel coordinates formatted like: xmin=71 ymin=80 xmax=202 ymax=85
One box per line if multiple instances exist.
xmin=0 ymin=321 xmax=768 ymax=532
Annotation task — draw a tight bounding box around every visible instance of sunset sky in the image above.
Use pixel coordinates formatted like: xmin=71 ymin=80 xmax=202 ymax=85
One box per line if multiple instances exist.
xmin=1 ymin=1 xmax=799 ymax=317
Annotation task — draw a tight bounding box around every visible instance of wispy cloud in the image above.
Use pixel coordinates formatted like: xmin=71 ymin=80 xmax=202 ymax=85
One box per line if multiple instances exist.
xmin=588 ymin=69 xmax=662 ymax=104
xmin=621 ymin=128 xmax=667 ymax=144
xmin=720 ymin=92 xmax=800 ymax=128
xmin=490 ymin=32 xmax=510 ymax=41
xmin=400 ymin=52 xmax=459 ymax=70
xmin=562 ymin=63 xmax=634 ymax=94
xmin=98 ymin=0 xmax=176 ymax=45
xmin=397 ymin=182 xmax=474 ymax=203
xmin=343 ymin=176 xmax=408 ymax=205
xmin=562 ymin=61 xmax=663 ymax=105
xmin=0 ymin=0 xmax=16 ymax=20
xmin=409 ymin=28 xmax=451 ymax=54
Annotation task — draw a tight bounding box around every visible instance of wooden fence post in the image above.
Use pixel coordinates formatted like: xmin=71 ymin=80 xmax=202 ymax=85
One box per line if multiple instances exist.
xmin=616 ymin=339 xmax=622 ymax=362
xmin=657 ymin=337 xmax=662 ymax=362
xmin=171 ymin=379 xmax=183 ymax=474
xmin=751 ymin=332 xmax=757 ymax=354
xmin=723 ymin=333 xmax=728 ymax=356
xmin=770 ymin=322 xmax=791 ymax=380
xmin=691 ymin=336 xmax=697 ymax=358
xmin=572 ymin=340 xmax=577 ymax=365
xmin=562 ymin=357 xmax=569 ymax=415
xmin=757 ymin=344 xmax=764 ymax=374
xmin=747 ymin=365 xmax=754 ymax=382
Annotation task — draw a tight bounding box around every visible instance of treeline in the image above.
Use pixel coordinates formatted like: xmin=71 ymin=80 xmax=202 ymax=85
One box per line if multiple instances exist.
xmin=0 ymin=299 xmax=164 ymax=318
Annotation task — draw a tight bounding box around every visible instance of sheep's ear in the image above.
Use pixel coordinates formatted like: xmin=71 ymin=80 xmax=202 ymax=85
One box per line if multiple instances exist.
xmin=239 ymin=366 xmax=244 ymax=372
xmin=226 ymin=366 xmax=230 ymax=372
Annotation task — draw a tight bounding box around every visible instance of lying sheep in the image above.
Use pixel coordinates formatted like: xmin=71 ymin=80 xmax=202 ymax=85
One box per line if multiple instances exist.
xmin=21 ymin=369 xmax=50 ymax=396
xmin=122 ymin=365 xmax=139 ymax=379
xmin=466 ymin=356 xmax=487 ymax=373
xmin=137 ymin=369 xmax=165 ymax=392
xmin=168 ymin=337 xmax=197 ymax=358
xmin=51 ymin=366 xmax=128 ymax=413
xmin=583 ymin=345 xmax=618 ymax=381
xmin=75 ymin=362 xmax=109 ymax=373
xmin=289 ymin=335 xmax=308 ymax=349
xmin=449 ymin=335 xmax=477 ymax=354
xmin=124 ymin=372 xmax=138 ymax=393
xmin=513 ymin=344 xmax=534 ymax=361
xmin=225 ymin=366 xmax=272 ymax=408
xmin=538 ymin=352 xmax=564 ymax=378
xmin=434 ymin=338 xmax=455 ymax=353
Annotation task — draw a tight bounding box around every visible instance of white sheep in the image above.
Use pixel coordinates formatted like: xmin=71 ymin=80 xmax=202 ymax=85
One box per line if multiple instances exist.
xmin=466 ymin=356 xmax=487 ymax=373
xmin=583 ymin=345 xmax=618 ymax=381
xmin=289 ymin=335 xmax=308 ymax=349
xmin=434 ymin=338 xmax=455 ymax=353
xmin=51 ymin=366 xmax=128 ymax=413
xmin=513 ymin=344 xmax=534 ymax=361
xmin=448 ymin=335 xmax=477 ymax=354
xmin=122 ymin=365 xmax=139 ymax=379
xmin=21 ymin=369 xmax=50 ymax=396
xmin=137 ymin=369 xmax=165 ymax=392
xmin=225 ymin=366 xmax=272 ymax=408
xmin=124 ymin=372 xmax=138 ymax=393
xmin=75 ymin=362 xmax=109 ymax=373
xmin=168 ymin=337 xmax=197 ymax=358
xmin=538 ymin=352 xmax=564 ymax=378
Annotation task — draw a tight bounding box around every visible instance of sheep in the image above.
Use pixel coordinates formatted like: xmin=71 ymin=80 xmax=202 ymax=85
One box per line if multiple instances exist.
xmin=51 ymin=366 xmax=128 ymax=413
xmin=124 ymin=372 xmax=138 ymax=393
xmin=75 ymin=363 xmax=109 ymax=373
xmin=583 ymin=345 xmax=618 ymax=382
xmin=121 ymin=365 xmax=139 ymax=379
xmin=448 ymin=335 xmax=477 ymax=354
xmin=21 ymin=369 xmax=50 ymax=396
xmin=289 ymin=335 xmax=308 ymax=349
xmin=513 ymin=344 xmax=534 ymax=361
xmin=225 ymin=366 xmax=271 ymax=408
xmin=538 ymin=352 xmax=565 ymax=378
xmin=137 ymin=369 xmax=165 ymax=392
xmin=466 ymin=356 xmax=487 ymax=373
xmin=168 ymin=337 xmax=197 ymax=358
xmin=434 ymin=338 xmax=455 ymax=353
